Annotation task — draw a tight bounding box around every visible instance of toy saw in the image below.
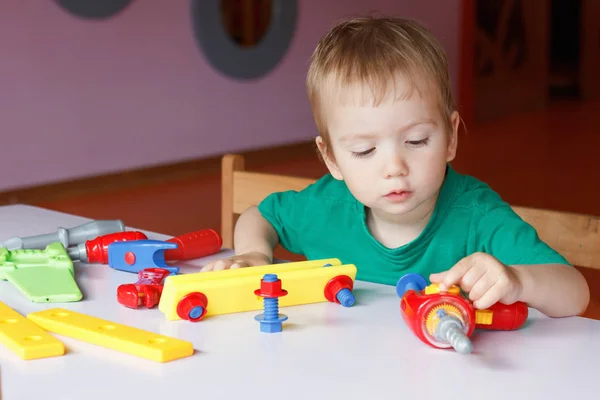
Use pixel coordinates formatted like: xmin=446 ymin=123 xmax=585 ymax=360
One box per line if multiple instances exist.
xmin=0 ymin=242 xmax=83 ymax=303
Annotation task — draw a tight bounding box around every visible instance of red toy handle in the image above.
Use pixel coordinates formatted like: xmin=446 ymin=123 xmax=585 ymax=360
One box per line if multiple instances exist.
xmin=476 ymin=301 xmax=529 ymax=330
xmin=164 ymin=229 xmax=222 ymax=261
xmin=86 ymin=231 xmax=148 ymax=264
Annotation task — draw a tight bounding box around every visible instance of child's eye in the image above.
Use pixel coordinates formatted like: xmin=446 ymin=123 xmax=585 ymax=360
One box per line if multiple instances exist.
xmin=406 ymin=138 xmax=430 ymax=147
xmin=351 ymin=148 xmax=375 ymax=158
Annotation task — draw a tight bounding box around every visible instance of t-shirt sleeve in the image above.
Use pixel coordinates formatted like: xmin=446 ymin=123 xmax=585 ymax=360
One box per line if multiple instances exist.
xmin=257 ymin=190 xmax=305 ymax=255
xmin=477 ymin=205 xmax=571 ymax=266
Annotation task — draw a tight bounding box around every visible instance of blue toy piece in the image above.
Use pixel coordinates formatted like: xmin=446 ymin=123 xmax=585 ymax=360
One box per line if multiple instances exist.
xmin=336 ymin=288 xmax=356 ymax=307
xmin=107 ymin=240 xmax=179 ymax=275
xmin=254 ymin=274 xmax=288 ymax=333
xmin=395 ymin=273 xmax=428 ymax=297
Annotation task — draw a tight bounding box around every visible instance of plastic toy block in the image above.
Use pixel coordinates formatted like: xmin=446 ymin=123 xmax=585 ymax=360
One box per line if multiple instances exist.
xmin=27 ymin=308 xmax=194 ymax=363
xmin=108 ymin=240 xmax=180 ymax=275
xmin=176 ymin=258 xmax=342 ymax=285
xmin=0 ymin=301 xmax=65 ymax=360
xmin=158 ymin=258 xmax=356 ymax=321
xmin=0 ymin=242 xmax=83 ymax=303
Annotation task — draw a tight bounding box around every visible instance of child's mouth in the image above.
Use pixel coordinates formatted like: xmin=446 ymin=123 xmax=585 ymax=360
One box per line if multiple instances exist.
xmin=384 ymin=190 xmax=413 ymax=202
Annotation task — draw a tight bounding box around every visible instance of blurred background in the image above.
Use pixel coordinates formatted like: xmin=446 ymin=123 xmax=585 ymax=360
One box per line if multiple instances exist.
xmin=1 ymin=1 xmax=598 ymax=314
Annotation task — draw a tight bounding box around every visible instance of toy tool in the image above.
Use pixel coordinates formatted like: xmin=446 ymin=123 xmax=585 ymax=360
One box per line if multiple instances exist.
xmin=117 ymin=268 xmax=171 ymax=309
xmin=68 ymin=229 xmax=222 ymax=264
xmin=1 ymin=220 xmax=125 ymax=251
xmin=0 ymin=301 xmax=65 ymax=360
xmin=158 ymin=258 xmax=357 ymax=322
xmin=163 ymin=229 xmax=222 ymax=261
xmin=68 ymin=231 xmax=148 ymax=263
xmin=27 ymin=308 xmax=194 ymax=363
xmin=108 ymin=240 xmax=179 ymax=274
xmin=0 ymin=242 xmax=83 ymax=303
xmin=396 ymin=273 xmax=528 ymax=354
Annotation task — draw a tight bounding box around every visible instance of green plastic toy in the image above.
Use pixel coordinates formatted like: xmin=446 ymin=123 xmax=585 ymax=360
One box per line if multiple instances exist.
xmin=0 ymin=242 xmax=83 ymax=303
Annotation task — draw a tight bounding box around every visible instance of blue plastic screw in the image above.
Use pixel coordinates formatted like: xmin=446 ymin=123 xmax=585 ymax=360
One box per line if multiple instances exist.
xmin=189 ymin=306 xmax=204 ymax=320
xmin=254 ymin=274 xmax=288 ymax=333
xmin=336 ymin=288 xmax=356 ymax=307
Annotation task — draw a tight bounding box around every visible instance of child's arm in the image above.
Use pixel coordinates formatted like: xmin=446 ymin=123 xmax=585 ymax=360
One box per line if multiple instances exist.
xmin=513 ymin=262 xmax=590 ymax=317
xmin=200 ymin=206 xmax=279 ymax=271
xmin=430 ymin=252 xmax=590 ymax=318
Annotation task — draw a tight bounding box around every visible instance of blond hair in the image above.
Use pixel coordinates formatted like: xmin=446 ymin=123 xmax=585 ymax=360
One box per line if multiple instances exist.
xmin=306 ymin=16 xmax=456 ymax=152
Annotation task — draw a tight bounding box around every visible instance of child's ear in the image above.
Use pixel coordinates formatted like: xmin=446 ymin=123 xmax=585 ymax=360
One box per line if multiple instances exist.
xmin=446 ymin=111 xmax=460 ymax=162
xmin=315 ymin=136 xmax=343 ymax=180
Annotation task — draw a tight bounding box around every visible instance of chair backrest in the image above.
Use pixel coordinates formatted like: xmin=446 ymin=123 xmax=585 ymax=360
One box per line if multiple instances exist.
xmin=221 ymin=154 xmax=315 ymax=248
xmin=510 ymin=206 xmax=599 ymax=269
xmin=221 ymin=153 xmax=600 ymax=269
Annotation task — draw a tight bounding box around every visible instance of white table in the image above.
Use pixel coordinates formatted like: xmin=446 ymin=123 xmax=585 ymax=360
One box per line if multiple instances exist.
xmin=0 ymin=204 xmax=598 ymax=400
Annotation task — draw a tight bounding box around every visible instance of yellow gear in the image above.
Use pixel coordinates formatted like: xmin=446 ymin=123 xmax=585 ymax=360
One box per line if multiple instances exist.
xmin=425 ymin=303 xmax=464 ymax=336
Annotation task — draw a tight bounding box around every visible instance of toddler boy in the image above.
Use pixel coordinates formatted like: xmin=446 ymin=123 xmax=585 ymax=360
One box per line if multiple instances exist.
xmin=203 ymin=16 xmax=589 ymax=317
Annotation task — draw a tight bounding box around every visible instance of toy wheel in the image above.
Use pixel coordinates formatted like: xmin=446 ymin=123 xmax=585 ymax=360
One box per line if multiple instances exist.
xmin=176 ymin=292 xmax=208 ymax=322
xmin=396 ymin=273 xmax=428 ymax=297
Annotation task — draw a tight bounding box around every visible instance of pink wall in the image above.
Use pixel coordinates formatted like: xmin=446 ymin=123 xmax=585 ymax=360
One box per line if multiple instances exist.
xmin=0 ymin=0 xmax=460 ymax=191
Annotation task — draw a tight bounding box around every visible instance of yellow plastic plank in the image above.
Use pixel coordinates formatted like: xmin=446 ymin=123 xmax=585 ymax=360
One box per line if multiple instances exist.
xmin=159 ymin=261 xmax=357 ymax=321
xmin=0 ymin=301 xmax=64 ymax=360
xmin=177 ymin=258 xmax=342 ymax=284
xmin=27 ymin=308 xmax=193 ymax=363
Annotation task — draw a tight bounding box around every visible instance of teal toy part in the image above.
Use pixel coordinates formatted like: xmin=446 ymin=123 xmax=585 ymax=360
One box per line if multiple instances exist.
xmin=108 ymin=240 xmax=179 ymax=275
xmin=0 ymin=242 xmax=83 ymax=303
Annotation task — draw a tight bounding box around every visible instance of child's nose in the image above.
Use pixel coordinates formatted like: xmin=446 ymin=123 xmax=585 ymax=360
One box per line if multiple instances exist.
xmin=384 ymin=154 xmax=409 ymax=178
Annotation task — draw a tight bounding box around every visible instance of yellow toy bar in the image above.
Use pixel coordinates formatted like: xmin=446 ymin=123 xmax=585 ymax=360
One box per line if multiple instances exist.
xmin=0 ymin=301 xmax=65 ymax=360
xmin=158 ymin=258 xmax=357 ymax=322
xmin=27 ymin=308 xmax=194 ymax=363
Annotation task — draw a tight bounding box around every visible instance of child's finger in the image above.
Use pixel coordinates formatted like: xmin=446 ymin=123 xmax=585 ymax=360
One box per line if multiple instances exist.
xmin=429 ymin=272 xmax=446 ymax=282
xmin=439 ymin=255 xmax=477 ymax=290
xmin=467 ymin=273 xmax=494 ymax=302
xmin=200 ymin=262 xmax=215 ymax=272
xmin=472 ymin=281 xmax=502 ymax=310
xmin=458 ymin=264 xmax=487 ymax=293
xmin=212 ymin=259 xmax=231 ymax=271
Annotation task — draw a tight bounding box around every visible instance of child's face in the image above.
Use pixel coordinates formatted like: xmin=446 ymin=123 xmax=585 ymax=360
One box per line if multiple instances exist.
xmin=316 ymin=77 xmax=459 ymax=223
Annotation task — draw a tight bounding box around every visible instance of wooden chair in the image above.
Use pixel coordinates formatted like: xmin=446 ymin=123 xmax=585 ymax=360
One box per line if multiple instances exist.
xmin=220 ymin=153 xmax=316 ymax=249
xmin=221 ymin=153 xmax=600 ymax=270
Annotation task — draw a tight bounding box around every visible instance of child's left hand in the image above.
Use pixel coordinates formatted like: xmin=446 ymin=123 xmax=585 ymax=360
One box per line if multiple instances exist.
xmin=429 ymin=252 xmax=523 ymax=310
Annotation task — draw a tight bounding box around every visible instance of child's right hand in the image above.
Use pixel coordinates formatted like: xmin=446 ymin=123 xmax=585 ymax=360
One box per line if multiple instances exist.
xmin=200 ymin=251 xmax=271 ymax=272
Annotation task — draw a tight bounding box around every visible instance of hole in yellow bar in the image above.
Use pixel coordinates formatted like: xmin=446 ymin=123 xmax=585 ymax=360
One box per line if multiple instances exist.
xmin=0 ymin=319 xmax=18 ymax=324
xmin=51 ymin=312 xmax=70 ymax=318
xmin=148 ymin=338 xmax=167 ymax=345
xmin=98 ymin=325 xmax=116 ymax=330
xmin=24 ymin=336 xmax=43 ymax=341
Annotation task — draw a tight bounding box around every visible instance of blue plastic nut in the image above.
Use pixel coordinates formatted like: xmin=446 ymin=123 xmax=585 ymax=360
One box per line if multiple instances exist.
xmin=108 ymin=240 xmax=179 ymax=274
xmin=395 ymin=273 xmax=428 ymax=297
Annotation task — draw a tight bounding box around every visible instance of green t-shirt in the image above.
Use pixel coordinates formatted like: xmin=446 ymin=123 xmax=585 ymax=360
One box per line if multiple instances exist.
xmin=257 ymin=164 xmax=570 ymax=286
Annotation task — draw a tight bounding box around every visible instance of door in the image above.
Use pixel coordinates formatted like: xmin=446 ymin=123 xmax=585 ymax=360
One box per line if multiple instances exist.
xmin=473 ymin=0 xmax=550 ymax=123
